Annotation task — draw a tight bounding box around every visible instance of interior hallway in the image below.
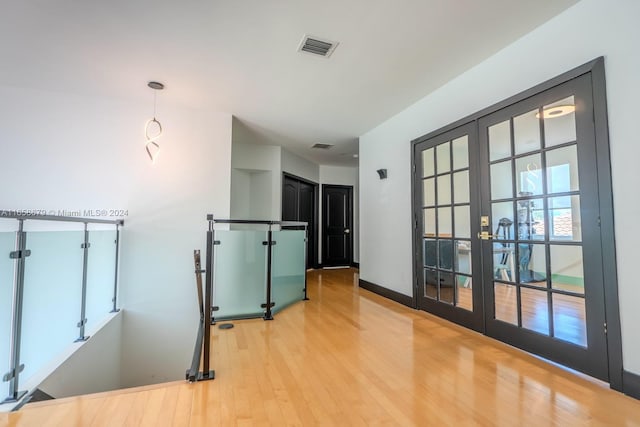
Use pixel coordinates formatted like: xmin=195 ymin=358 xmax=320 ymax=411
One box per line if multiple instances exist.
xmin=4 ymin=268 xmax=640 ymax=426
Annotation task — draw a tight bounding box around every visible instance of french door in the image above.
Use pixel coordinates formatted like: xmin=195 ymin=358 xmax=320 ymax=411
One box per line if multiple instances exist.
xmin=414 ymin=71 xmax=612 ymax=381
xmin=415 ymin=122 xmax=483 ymax=332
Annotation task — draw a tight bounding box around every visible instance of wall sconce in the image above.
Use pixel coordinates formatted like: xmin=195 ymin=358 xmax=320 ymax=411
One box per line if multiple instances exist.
xmin=377 ymin=169 xmax=388 ymax=179
xmin=145 ymin=81 xmax=165 ymax=163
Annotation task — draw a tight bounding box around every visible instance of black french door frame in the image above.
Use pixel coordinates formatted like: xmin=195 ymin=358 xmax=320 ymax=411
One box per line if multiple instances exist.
xmin=412 ymin=121 xmax=484 ymax=332
xmin=410 ymin=57 xmax=623 ymax=390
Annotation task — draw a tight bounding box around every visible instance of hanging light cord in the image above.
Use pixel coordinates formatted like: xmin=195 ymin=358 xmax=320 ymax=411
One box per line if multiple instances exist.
xmin=145 ymin=83 xmax=163 ymax=163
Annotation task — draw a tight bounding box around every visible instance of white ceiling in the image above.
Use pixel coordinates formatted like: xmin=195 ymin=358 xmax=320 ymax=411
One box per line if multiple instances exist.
xmin=0 ymin=0 xmax=578 ymax=166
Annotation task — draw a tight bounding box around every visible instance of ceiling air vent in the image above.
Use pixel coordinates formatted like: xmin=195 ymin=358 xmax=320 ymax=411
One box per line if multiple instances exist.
xmin=312 ymin=143 xmax=333 ymax=149
xmin=298 ymin=35 xmax=338 ymax=57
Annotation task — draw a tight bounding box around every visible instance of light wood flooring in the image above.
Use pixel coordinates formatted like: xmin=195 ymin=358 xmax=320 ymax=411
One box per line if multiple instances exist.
xmin=3 ymin=268 xmax=640 ymax=426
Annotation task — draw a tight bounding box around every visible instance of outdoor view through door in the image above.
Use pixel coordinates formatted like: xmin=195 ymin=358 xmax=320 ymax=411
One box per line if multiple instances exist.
xmin=412 ymin=59 xmax=621 ymax=386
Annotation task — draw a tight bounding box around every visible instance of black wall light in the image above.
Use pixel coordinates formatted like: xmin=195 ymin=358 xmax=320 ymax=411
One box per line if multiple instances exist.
xmin=377 ymin=169 xmax=388 ymax=179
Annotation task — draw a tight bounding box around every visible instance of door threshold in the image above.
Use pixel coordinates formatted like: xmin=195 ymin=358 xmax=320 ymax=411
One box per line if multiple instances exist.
xmin=322 ymin=266 xmax=350 ymax=270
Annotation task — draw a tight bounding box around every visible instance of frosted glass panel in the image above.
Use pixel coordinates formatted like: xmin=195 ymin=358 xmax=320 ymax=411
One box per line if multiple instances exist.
xmin=85 ymin=230 xmax=117 ymax=334
xmin=0 ymin=228 xmax=16 ymax=399
xmin=214 ymin=231 xmax=267 ymax=319
xmin=271 ymin=230 xmax=306 ymax=314
xmin=21 ymin=230 xmax=84 ymax=382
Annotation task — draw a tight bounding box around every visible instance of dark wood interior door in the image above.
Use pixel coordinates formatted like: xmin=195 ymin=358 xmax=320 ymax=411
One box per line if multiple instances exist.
xmin=322 ymin=185 xmax=353 ymax=267
xmin=282 ymin=174 xmax=317 ymax=269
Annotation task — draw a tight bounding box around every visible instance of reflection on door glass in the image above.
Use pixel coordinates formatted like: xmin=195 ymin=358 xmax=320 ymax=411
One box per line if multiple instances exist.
xmin=423 ymin=178 xmax=435 ymax=206
xmin=437 ymin=142 xmax=451 ymax=174
xmin=425 ymin=268 xmax=437 ymax=299
xmin=437 ymin=174 xmax=451 ymax=205
xmin=439 ymin=271 xmax=454 ymax=304
xmin=437 ymin=207 xmax=452 ymax=237
xmin=490 ymin=160 xmax=513 ymax=200
xmin=550 ymin=245 xmax=584 ymax=295
xmin=546 ymin=145 xmax=579 ymax=193
xmin=492 ymin=202 xmax=514 ymax=240
xmin=493 ymin=242 xmax=515 ymax=283
xmin=423 ymin=239 xmax=437 ymax=268
xmin=517 ymin=243 xmax=546 ymax=286
xmin=489 ymin=120 xmax=511 ymax=161
xmin=494 ymin=283 xmax=517 ymax=325
xmin=423 ymin=208 xmax=436 ymax=237
xmin=454 ymin=206 xmax=470 ymax=238
xmin=516 ymin=153 xmax=543 ymax=197
xmin=548 ymin=195 xmax=582 ymax=242
xmin=453 ymin=170 xmax=470 ymax=204
xmin=514 ymin=109 xmax=541 ymax=155
xmin=517 ymin=198 xmax=545 ymax=241
xmin=456 ymin=274 xmax=473 ymax=311
xmin=438 ymin=240 xmax=454 ymax=270
xmin=543 ymin=96 xmax=576 ymax=147
xmin=422 ymin=148 xmax=435 ymax=177
xmin=452 ymin=135 xmax=469 ymax=169
xmin=521 ymin=287 xmax=550 ymax=336
xmin=455 ymin=240 xmax=472 ymax=275
xmin=552 ymin=293 xmax=587 ymax=347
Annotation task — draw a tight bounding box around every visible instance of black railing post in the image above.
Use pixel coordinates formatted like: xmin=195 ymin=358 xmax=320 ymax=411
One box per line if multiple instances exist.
xmin=3 ymin=220 xmax=28 ymax=403
xmin=304 ymin=225 xmax=309 ymax=301
xmin=201 ymin=216 xmax=215 ymax=380
xmin=264 ymin=225 xmax=274 ymax=320
xmin=111 ymin=224 xmax=121 ymax=313
xmin=76 ymin=223 xmax=90 ymax=342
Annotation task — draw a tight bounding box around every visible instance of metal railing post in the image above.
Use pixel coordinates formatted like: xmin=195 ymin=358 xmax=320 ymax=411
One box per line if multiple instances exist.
xmin=200 ymin=216 xmax=214 ymax=380
xmin=304 ymin=225 xmax=309 ymax=301
xmin=264 ymin=225 xmax=274 ymax=320
xmin=76 ymin=223 xmax=90 ymax=342
xmin=3 ymin=220 xmax=28 ymax=403
xmin=111 ymin=224 xmax=121 ymax=313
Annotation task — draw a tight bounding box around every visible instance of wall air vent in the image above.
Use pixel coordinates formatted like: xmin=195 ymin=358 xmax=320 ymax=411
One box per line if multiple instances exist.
xmin=312 ymin=143 xmax=333 ymax=149
xmin=298 ymin=35 xmax=338 ymax=57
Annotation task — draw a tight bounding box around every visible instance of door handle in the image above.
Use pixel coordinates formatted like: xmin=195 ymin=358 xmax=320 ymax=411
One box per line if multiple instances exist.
xmin=477 ymin=231 xmax=496 ymax=240
xmin=344 ymin=229 xmax=350 ymax=234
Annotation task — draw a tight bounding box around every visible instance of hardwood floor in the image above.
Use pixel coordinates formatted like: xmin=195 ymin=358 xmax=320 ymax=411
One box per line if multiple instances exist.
xmin=4 ymin=268 xmax=640 ymax=426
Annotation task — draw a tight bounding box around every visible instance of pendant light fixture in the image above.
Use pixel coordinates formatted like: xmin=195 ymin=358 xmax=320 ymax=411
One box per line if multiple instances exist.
xmin=145 ymin=81 xmax=165 ymax=163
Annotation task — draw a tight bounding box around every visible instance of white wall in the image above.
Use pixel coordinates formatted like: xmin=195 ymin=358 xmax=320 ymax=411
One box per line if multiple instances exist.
xmin=359 ymin=0 xmax=640 ymax=375
xmin=231 ymin=142 xmax=281 ymax=220
xmin=39 ymin=313 xmax=123 ymax=398
xmin=230 ymin=168 xmax=251 ymax=219
xmin=319 ymin=165 xmax=360 ymax=263
xmin=0 ymin=85 xmax=232 ymax=388
xmin=281 ymin=148 xmax=319 ymax=184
